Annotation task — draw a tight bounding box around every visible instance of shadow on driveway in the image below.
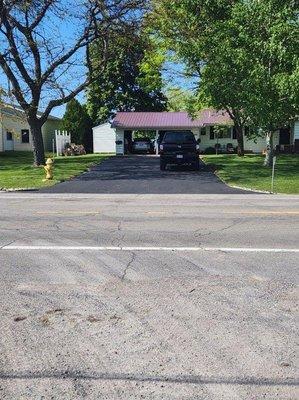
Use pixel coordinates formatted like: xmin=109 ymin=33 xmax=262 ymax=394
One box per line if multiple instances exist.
xmin=41 ymin=155 xmax=248 ymax=194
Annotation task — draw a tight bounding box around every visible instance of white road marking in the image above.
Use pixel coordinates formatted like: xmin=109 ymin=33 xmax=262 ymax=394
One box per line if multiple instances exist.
xmin=35 ymin=211 xmax=101 ymax=215
xmin=1 ymin=245 xmax=299 ymax=253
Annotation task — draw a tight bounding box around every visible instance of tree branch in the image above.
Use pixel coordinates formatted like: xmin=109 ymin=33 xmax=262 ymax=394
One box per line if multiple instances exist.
xmin=39 ymin=80 xmax=90 ymax=125
xmin=1 ymin=12 xmax=35 ymax=87
xmin=0 ymin=53 xmax=29 ymax=110
xmin=30 ymin=1 xmax=54 ymax=30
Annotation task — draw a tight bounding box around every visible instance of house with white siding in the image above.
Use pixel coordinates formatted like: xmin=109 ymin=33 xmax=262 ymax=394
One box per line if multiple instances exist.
xmin=93 ymin=109 xmax=299 ymax=155
xmin=0 ymin=104 xmax=61 ymax=152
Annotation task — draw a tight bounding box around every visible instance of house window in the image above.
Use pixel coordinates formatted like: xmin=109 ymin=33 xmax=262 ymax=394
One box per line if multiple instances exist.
xmin=217 ymin=127 xmax=232 ymax=139
xmin=6 ymin=131 xmax=13 ymax=141
xmin=210 ymin=126 xmax=215 ymax=140
xmin=21 ymin=129 xmax=30 ymax=143
xmin=200 ymin=127 xmax=206 ymax=135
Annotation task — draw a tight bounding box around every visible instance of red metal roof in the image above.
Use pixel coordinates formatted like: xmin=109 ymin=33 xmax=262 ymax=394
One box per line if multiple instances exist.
xmin=112 ymin=109 xmax=232 ymax=129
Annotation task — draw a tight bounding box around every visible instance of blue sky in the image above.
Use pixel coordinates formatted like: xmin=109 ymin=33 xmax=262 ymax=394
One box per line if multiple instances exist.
xmin=50 ymin=62 xmax=195 ymax=118
xmin=0 ymin=2 xmax=195 ymax=119
xmin=0 ymin=2 xmax=88 ymax=118
xmin=0 ymin=64 xmax=194 ymax=118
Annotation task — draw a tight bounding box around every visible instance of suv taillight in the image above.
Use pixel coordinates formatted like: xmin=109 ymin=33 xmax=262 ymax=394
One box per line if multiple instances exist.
xmin=160 ymin=144 xmax=164 ymax=151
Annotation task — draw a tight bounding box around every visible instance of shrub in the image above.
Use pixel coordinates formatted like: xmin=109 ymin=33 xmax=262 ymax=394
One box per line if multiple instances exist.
xmin=204 ymin=147 xmax=216 ymax=154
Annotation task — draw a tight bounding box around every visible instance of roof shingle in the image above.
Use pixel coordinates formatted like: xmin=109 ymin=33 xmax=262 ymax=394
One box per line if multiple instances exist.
xmin=112 ymin=109 xmax=232 ymax=129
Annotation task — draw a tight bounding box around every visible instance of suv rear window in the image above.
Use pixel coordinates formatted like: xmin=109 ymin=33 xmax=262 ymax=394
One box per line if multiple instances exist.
xmin=163 ymin=132 xmax=195 ymax=144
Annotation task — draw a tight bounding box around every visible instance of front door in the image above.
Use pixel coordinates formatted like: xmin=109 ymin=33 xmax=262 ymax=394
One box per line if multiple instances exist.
xmin=279 ymin=127 xmax=291 ymax=145
xmin=4 ymin=131 xmax=14 ymax=151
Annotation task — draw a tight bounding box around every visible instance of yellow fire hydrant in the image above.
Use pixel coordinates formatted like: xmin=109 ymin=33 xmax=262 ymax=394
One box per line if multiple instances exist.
xmin=43 ymin=158 xmax=54 ymax=180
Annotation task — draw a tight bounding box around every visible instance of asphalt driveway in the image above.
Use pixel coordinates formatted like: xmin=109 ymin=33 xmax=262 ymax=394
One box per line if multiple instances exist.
xmin=42 ymin=155 xmax=247 ymax=194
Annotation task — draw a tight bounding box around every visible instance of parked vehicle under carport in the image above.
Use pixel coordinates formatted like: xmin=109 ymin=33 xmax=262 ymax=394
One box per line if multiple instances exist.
xmin=132 ymin=138 xmax=153 ymax=154
xmin=159 ymin=131 xmax=200 ymax=170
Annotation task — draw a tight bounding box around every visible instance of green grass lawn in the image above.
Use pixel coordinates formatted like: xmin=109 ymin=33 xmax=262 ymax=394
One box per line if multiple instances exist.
xmin=202 ymin=154 xmax=299 ymax=194
xmin=0 ymin=151 xmax=110 ymax=190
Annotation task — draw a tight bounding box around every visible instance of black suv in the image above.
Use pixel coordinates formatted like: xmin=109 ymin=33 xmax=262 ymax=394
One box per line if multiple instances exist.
xmin=159 ymin=131 xmax=200 ymax=170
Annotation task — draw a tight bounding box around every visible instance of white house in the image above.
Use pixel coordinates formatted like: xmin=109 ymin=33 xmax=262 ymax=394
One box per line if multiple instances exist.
xmin=92 ymin=109 xmax=298 ymax=155
xmin=0 ymin=104 xmax=61 ymax=152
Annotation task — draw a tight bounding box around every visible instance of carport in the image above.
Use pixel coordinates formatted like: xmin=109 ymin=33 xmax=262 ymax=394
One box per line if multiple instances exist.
xmin=111 ymin=112 xmax=205 ymax=155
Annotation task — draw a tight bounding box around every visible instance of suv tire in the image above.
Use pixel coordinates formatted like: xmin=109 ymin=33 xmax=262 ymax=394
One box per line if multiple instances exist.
xmin=193 ymin=159 xmax=200 ymax=170
xmin=160 ymin=160 xmax=167 ymax=171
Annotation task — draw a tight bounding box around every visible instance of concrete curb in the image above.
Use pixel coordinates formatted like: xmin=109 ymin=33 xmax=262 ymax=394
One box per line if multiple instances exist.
xmin=0 ymin=188 xmax=39 ymax=193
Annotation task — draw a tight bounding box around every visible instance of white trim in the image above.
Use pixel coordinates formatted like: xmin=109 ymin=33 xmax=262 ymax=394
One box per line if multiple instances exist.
xmin=92 ymin=121 xmax=112 ymax=130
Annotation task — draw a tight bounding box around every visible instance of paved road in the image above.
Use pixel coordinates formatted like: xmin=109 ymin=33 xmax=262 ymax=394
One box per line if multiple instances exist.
xmin=0 ymin=193 xmax=298 ymax=399
xmin=41 ymin=155 xmax=248 ymax=194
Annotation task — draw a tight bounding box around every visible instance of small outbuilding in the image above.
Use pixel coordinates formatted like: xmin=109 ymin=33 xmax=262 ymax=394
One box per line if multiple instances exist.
xmin=93 ymin=122 xmax=116 ymax=153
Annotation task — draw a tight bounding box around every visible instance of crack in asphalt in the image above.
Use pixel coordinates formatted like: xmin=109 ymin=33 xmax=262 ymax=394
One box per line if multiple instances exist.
xmin=194 ymin=219 xmax=246 ymax=239
xmin=176 ymin=253 xmax=205 ymax=273
xmin=0 ymin=239 xmax=17 ymax=250
xmin=52 ymin=219 xmax=61 ymax=231
xmin=117 ymin=221 xmax=122 ymax=231
xmin=116 ymin=220 xmax=126 ymax=247
xmin=121 ymin=252 xmax=136 ymax=281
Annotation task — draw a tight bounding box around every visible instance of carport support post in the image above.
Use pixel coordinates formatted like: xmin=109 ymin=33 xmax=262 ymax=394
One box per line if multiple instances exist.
xmin=155 ymin=130 xmax=159 ymax=155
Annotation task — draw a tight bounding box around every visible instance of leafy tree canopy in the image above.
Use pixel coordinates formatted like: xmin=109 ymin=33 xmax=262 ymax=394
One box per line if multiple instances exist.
xmin=86 ymin=29 xmax=167 ymax=125
xmin=166 ymin=87 xmax=206 ymax=117
xmin=151 ymin=0 xmax=299 ymax=162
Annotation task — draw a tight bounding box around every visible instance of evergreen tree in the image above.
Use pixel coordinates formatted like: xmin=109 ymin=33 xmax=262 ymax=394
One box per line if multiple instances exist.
xmin=61 ymin=99 xmax=93 ymax=152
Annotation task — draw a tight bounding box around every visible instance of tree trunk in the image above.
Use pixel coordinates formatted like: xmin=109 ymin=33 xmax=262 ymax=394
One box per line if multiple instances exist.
xmin=235 ymin=125 xmax=244 ymax=156
xmin=264 ymin=131 xmax=274 ymax=167
xmin=29 ymin=119 xmax=45 ymax=166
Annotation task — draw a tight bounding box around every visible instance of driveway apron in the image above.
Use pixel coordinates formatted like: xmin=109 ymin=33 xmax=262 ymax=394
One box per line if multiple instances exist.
xmin=41 ymin=155 xmax=248 ymax=194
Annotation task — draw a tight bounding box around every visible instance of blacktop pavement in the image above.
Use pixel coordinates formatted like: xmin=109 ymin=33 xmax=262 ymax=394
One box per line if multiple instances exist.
xmin=41 ymin=155 xmax=250 ymax=194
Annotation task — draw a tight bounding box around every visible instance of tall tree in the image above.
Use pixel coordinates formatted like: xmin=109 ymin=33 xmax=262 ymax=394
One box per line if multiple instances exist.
xmin=151 ymin=0 xmax=299 ymax=160
xmin=230 ymin=0 xmax=299 ymax=166
xmin=60 ymin=99 xmax=93 ymax=152
xmin=86 ymin=30 xmax=167 ymax=125
xmin=150 ymin=0 xmax=248 ymax=155
xmin=0 ymin=0 xmax=145 ymax=165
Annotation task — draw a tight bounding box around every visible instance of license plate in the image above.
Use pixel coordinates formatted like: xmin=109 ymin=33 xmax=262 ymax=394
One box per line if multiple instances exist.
xmin=176 ymin=154 xmax=183 ymax=159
